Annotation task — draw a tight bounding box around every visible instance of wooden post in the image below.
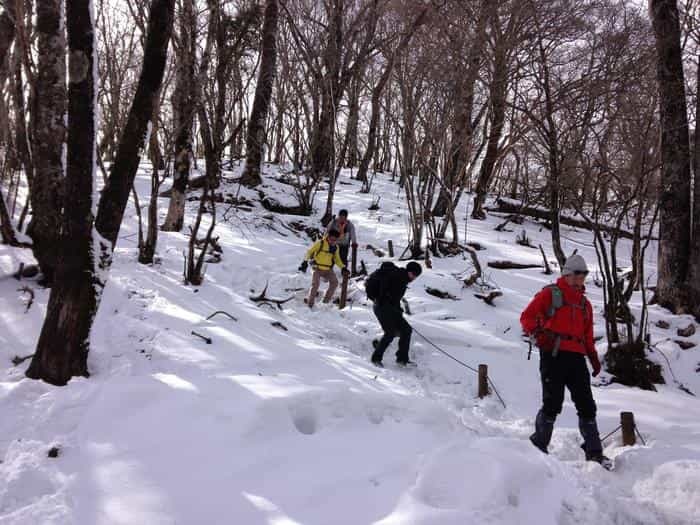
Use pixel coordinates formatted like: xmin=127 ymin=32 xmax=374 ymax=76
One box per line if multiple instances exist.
xmin=388 ymin=240 xmax=394 ymax=257
xmin=478 ymin=364 xmax=489 ymax=398
xmin=621 ymin=411 xmax=636 ymax=446
xmin=351 ymin=244 xmax=358 ymax=276
xmin=339 ymin=272 xmax=349 ymax=310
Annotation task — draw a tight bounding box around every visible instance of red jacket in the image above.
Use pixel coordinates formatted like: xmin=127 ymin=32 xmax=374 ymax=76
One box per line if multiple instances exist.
xmin=520 ymin=277 xmax=596 ymax=357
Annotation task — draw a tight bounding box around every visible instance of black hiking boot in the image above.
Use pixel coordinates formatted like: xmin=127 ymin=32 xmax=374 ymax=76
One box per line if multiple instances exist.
xmin=396 ymin=359 xmax=417 ymax=368
xmin=371 ymin=357 xmax=384 ymax=368
xmin=529 ymin=434 xmax=549 ymax=454
xmin=530 ymin=409 xmax=555 ymax=455
xmin=585 ymin=451 xmax=614 ymax=471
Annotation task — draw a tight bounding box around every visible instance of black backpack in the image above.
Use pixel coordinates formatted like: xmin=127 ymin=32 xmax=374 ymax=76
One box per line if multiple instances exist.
xmin=366 ymin=262 xmax=396 ymax=301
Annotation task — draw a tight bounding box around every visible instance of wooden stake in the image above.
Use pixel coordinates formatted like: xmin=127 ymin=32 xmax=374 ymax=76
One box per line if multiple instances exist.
xmin=351 ymin=244 xmax=358 ymax=276
xmin=339 ymin=272 xmax=349 ymax=310
xmin=388 ymin=240 xmax=394 ymax=257
xmin=621 ymin=411 xmax=636 ymax=446
xmin=478 ymin=364 xmax=489 ymax=398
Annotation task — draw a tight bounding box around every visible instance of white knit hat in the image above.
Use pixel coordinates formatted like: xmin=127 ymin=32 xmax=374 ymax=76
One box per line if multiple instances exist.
xmin=562 ymin=254 xmax=588 ymax=275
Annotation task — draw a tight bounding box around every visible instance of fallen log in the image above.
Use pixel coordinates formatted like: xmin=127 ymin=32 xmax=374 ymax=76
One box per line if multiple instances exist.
xmin=485 ymin=198 xmax=640 ymax=240
xmin=425 ymin=287 xmax=459 ymax=300
xmin=488 ymin=260 xmax=542 ymax=270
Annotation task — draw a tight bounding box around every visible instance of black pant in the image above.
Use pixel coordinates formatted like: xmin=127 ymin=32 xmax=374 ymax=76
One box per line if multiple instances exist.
xmin=539 ymin=351 xmax=596 ymax=419
xmin=339 ymin=244 xmax=350 ymax=267
xmin=372 ymin=303 xmax=411 ymax=362
xmin=533 ymin=351 xmax=602 ymax=455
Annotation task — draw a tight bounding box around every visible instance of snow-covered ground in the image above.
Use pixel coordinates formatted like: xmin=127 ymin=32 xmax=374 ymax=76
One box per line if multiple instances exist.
xmin=1 ymin=164 xmax=699 ymax=525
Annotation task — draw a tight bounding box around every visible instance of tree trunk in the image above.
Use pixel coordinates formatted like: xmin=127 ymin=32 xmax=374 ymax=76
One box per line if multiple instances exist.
xmin=0 ymin=2 xmax=16 ymax=75
xmin=344 ymin=74 xmax=361 ymax=169
xmin=0 ymin=185 xmax=21 ymax=244
xmin=96 ymin=0 xmax=175 ymax=245
xmin=161 ymin=0 xmax=196 ymax=231
xmin=28 ymin=0 xmax=175 ymax=386
xmin=538 ymin=38 xmax=567 ymax=267
xmin=472 ymin=48 xmax=507 ymax=220
xmin=432 ymin=33 xmax=485 ymax=217
xmin=27 ymin=0 xmax=98 ymax=385
xmin=11 ymin=55 xmax=33 ymax=194
xmin=650 ymin=0 xmax=693 ymax=313
xmin=687 ymin=52 xmax=700 ymax=319
xmin=27 ymin=0 xmax=66 ymax=285
xmin=240 ymin=0 xmax=278 ymax=187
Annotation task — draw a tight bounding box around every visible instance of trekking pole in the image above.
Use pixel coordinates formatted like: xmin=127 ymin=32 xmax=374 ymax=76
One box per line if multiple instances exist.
xmin=527 ymin=337 xmax=533 ymax=361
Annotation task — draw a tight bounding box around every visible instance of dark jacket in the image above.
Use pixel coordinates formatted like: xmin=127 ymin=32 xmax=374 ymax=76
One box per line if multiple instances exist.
xmin=326 ymin=218 xmax=357 ymax=246
xmin=376 ymin=264 xmax=410 ymax=307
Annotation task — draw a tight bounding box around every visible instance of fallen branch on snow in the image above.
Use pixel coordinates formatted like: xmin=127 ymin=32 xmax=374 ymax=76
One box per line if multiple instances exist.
xmin=474 ymin=290 xmax=503 ymax=306
xmin=250 ymin=282 xmax=294 ymax=310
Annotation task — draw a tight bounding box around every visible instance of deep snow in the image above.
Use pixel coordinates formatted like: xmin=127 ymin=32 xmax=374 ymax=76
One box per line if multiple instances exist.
xmin=1 ymin=163 xmax=699 ymax=525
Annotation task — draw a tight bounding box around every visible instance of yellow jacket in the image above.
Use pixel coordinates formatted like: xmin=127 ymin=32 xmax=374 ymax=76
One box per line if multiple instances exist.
xmin=305 ymin=237 xmax=344 ymax=271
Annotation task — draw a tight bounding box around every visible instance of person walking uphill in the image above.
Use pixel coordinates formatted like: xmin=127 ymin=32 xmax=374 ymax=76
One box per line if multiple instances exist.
xmin=366 ymin=261 xmax=422 ymax=368
xmin=521 ymin=254 xmax=612 ymax=469
xmin=299 ymin=230 xmax=349 ymax=308
xmin=326 ymin=209 xmax=357 ymax=267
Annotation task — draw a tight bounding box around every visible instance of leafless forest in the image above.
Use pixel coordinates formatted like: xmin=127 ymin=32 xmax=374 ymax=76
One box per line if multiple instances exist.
xmin=1 ymin=0 xmax=699 ymax=385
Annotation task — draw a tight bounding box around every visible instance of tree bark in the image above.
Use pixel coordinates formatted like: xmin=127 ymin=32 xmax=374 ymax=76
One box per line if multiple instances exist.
xmin=28 ymin=0 xmax=175 ymax=386
xmin=27 ymin=0 xmax=67 ymax=285
xmin=0 ymin=185 xmax=21 ymax=245
xmin=27 ymin=0 xmax=98 ymax=385
xmin=539 ymin=38 xmax=566 ymax=267
xmin=161 ymin=0 xmax=196 ymax=231
xmin=96 ymin=0 xmax=175 ymax=245
xmin=687 ymin=52 xmax=700 ymax=319
xmin=0 ymin=2 xmax=16 ymax=75
xmin=650 ymin=0 xmax=693 ymax=313
xmin=240 ymin=0 xmax=278 ymax=187
xmin=344 ymin=74 xmax=361 ymax=169
xmin=472 ymin=46 xmax=507 ymax=219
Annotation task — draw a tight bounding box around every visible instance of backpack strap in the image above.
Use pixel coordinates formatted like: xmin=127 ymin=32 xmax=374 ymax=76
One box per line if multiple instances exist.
xmin=313 ymin=238 xmax=337 ymax=270
xmin=545 ymin=285 xmax=563 ymax=318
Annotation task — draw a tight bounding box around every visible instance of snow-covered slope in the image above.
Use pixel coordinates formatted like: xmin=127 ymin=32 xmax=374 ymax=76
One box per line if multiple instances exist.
xmin=1 ymin=164 xmax=699 ymax=525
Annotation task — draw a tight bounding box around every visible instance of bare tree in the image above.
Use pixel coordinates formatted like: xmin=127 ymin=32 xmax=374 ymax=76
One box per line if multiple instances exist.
xmin=27 ymin=0 xmax=175 ymax=386
xmin=650 ymin=0 xmax=694 ymax=314
xmin=27 ymin=0 xmax=100 ymax=384
xmin=471 ymin=0 xmax=530 ymax=219
xmin=241 ymin=0 xmax=279 ymax=187
xmin=26 ymin=0 xmax=67 ymax=284
xmin=356 ymin=6 xmax=428 ymax=190
xmin=162 ymin=0 xmax=196 ymax=231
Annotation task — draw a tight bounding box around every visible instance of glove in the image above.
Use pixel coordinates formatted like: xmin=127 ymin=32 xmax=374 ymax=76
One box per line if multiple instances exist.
xmin=351 ymin=242 xmax=358 ymax=249
xmin=341 ymin=268 xmax=350 ymax=278
xmin=299 ymin=260 xmax=308 ymax=273
xmin=588 ymin=352 xmax=601 ymax=377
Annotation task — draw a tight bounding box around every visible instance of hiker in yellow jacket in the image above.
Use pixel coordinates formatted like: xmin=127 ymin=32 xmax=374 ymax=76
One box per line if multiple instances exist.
xmin=299 ymin=229 xmax=349 ymax=307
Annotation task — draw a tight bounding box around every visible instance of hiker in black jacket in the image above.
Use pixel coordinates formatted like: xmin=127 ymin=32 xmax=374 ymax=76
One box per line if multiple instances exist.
xmin=369 ymin=261 xmax=422 ymax=367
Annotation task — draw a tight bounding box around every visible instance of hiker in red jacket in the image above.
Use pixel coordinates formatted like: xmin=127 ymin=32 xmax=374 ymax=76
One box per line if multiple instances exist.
xmin=521 ymin=254 xmax=611 ymax=469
